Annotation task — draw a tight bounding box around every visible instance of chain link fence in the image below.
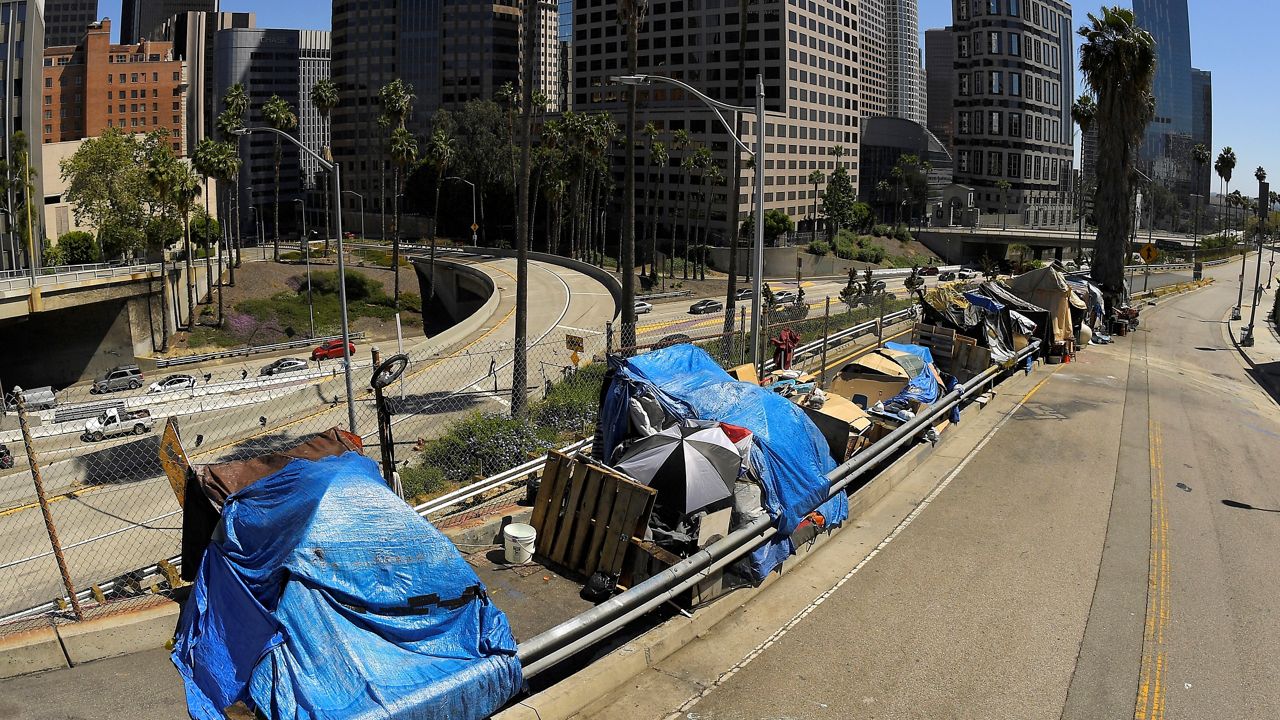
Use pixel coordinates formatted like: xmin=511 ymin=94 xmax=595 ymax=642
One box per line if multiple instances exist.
xmin=0 ymin=288 xmax=917 ymax=631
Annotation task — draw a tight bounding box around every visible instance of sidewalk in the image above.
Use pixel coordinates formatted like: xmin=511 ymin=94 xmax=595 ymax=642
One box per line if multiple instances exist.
xmin=1226 ymin=255 xmax=1280 ymax=403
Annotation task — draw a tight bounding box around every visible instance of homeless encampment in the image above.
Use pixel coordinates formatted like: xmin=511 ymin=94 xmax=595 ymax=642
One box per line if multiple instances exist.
xmin=1007 ymin=266 xmax=1086 ymax=344
xmin=597 ymin=344 xmax=848 ymax=581
xmin=171 ymin=431 xmax=523 ymax=720
xmin=918 ymin=281 xmax=1046 ymax=362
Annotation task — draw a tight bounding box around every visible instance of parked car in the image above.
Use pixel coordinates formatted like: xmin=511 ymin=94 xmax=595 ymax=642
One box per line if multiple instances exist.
xmin=654 ymin=333 xmax=692 ymax=349
xmin=938 ymin=271 xmax=957 ymax=281
xmin=688 ymin=299 xmax=724 ymax=314
xmin=634 ymin=301 xmax=653 ymax=314
xmin=90 ymin=365 xmax=143 ymax=394
xmin=921 ymin=265 xmax=940 ymax=276
xmin=0 ymin=444 xmax=12 ymax=470
xmin=735 ymin=288 xmax=753 ymax=300
xmin=957 ymin=269 xmax=980 ymax=280
xmin=148 ymin=374 xmax=196 ymax=394
xmin=11 ymin=386 xmax=57 ymax=410
xmin=773 ymin=290 xmax=798 ymax=304
xmin=82 ymin=408 xmax=154 ymax=442
xmin=311 ymin=339 xmax=356 ymax=361
xmin=260 ymin=358 xmax=310 ymax=377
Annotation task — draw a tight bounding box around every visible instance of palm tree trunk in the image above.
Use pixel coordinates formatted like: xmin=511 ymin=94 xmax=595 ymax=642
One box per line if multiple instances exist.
xmin=529 ymin=166 xmax=542 ymax=251
xmin=379 ymin=160 xmax=387 ymax=241
xmin=203 ymin=179 xmax=213 ymax=302
xmin=392 ymin=164 xmax=401 ymax=308
xmin=273 ymin=138 xmax=282 ymax=261
xmin=158 ymin=264 xmax=169 ymax=352
xmin=183 ymin=214 xmax=195 ymax=328
xmin=430 ymin=180 xmax=442 ymax=300
xmin=701 ymin=183 xmax=713 ymax=282
xmin=682 ymin=176 xmax=692 ymax=279
xmin=230 ymin=181 xmax=240 ymax=279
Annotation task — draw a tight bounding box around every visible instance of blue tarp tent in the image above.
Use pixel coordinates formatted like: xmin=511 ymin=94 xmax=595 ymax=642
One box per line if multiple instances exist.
xmin=172 ymin=452 xmax=523 ymax=720
xmin=883 ymin=341 xmax=941 ymax=407
xmin=599 ymin=344 xmax=848 ymax=579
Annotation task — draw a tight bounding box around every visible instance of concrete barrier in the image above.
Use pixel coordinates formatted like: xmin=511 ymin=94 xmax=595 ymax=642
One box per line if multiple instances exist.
xmin=457 ymin=247 xmax=622 ymax=318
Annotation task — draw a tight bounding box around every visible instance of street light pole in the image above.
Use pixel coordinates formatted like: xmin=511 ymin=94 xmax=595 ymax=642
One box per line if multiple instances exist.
xmin=611 ymin=72 xmax=772 ymax=370
xmin=446 ymin=177 xmax=478 ymax=245
xmin=234 ymin=126 xmax=356 ymax=432
xmin=294 ymin=198 xmax=315 ymax=338
xmin=343 ymin=190 xmax=366 ymax=241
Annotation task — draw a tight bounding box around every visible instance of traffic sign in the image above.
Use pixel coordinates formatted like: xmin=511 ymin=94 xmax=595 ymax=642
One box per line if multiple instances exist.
xmin=570 ymin=351 xmax=581 ymax=367
xmin=1139 ymin=243 xmax=1159 ymax=264
xmin=158 ymin=418 xmax=191 ymax=507
xmin=565 ymin=334 xmax=584 ymax=352
xmin=471 ymin=222 xmax=480 ymax=232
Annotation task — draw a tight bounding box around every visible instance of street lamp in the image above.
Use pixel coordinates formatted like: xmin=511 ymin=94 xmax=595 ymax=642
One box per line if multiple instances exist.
xmin=293 ymin=198 xmax=316 ymax=339
xmin=444 ymin=177 xmax=478 ymax=245
xmin=248 ymin=205 xmax=265 ymax=260
xmin=612 ymin=72 xmax=773 ymax=370
xmin=1190 ymin=194 xmax=1203 ymax=280
xmin=342 ymin=190 xmax=366 ymax=241
xmin=233 ymin=125 xmax=356 ymax=432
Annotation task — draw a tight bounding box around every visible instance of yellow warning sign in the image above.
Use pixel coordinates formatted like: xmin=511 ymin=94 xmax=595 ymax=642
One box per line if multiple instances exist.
xmin=1139 ymin=243 xmax=1159 ymax=264
xmin=570 ymin=351 xmax=581 ymax=366
xmin=158 ymin=418 xmax=191 ymax=507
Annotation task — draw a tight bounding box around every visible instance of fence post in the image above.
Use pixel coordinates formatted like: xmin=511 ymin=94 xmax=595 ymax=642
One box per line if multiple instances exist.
xmin=14 ymin=388 xmax=83 ymax=620
xmin=606 ymin=321 xmax=613 ymax=355
xmin=876 ymin=293 xmax=886 ymax=348
xmin=820 ymin=297 xmax=830 ymax=387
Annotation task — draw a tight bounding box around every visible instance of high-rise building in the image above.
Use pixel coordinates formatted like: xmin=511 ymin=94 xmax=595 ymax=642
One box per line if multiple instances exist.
xmin=332 ymin=0 xmax=559 ymax=228
xmin=120 ymin=0 xmax=212 ymax=44
xmin=884 ymin=0 xmax=923 ymax=124
xmin=42 ymin=0 xmax=95 ymax=47
xmin=1191 ymin=67 xmax=1212 ymax=198
xmin=572 ymin=0 xmax=861 ymax=240
xmin=153 ymin=11 xmax=254 ymax=156
xmin=41 ymin=19 xmax=185 ymax=150
xmin=215 ymin=27 xmax=331 ymax=241
xmin=1133 ymin=0 xmax=1195 ymax=199
xmin=1 ymin=0 xmax=46 ymax=270
xmin=924 ymin=28 xmax=955 ymax=152
xmin=859 ymin=0 xmax=888 ymax=119
xmin=951 ymin=0 xmax=1075 ymax=226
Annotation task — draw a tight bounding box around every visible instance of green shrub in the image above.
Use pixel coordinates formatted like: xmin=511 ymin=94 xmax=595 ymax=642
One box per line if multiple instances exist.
xmin=399 ymin=464 xmax=448 ymax=500
xmin=308 ymin=269 xmax=383 ymax=301
xmin=531 ymin=363 xmax=606 ymax=436
xmin=893 ymin=225 xmax=913 ymax=242
xmin=871 ymin=224 xmax=891 ymax=238
xmin=807 ymin=240 xmax=830 ymax=257
xmin=852 ymin=239 xmax=886 ymax=264
xmin=418 ymin=412 xmax=554 ymax=484
xmin=53 ymin=230 xmax=99 ymax=265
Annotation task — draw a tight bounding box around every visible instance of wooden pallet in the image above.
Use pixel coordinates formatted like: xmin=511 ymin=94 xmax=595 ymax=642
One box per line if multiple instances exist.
xmin=912 ymin=323 xmax=958 ymax=372
xmin=530 ymin=451 xmax=656 ymax=579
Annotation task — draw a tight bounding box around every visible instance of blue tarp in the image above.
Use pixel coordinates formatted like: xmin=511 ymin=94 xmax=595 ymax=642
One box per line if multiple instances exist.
xmin=599 ymin=345 xmax=848 ymax=579
xmin=884 ymin=342 xmax=941 ymax=407
xmin=172 ymin=452 xmax=523 ymax=720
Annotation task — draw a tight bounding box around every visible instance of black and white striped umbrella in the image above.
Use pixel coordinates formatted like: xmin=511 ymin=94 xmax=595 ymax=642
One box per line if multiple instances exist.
xmin=613 ymin=420 xmax=742 ymax=515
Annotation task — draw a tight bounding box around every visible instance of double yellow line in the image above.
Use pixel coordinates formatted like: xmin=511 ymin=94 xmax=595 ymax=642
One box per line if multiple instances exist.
xmin=1135 ymin=420 xmax=1170 ymax=720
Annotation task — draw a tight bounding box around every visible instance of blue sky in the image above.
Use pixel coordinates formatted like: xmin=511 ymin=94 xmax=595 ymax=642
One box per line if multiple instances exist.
xmin=96 ymin=1 xmax=1275 ymax=193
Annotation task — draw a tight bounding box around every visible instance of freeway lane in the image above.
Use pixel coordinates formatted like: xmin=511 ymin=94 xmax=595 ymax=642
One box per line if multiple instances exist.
xmin=0 ymin=255 xmax=615 ymax=618
xmin=584 ymin=260 xmax=1280 ymax=719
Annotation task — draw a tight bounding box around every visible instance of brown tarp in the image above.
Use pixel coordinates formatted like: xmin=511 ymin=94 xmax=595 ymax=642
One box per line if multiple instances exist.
xmin=1007 ymin=266 xmax=1082 ymax=343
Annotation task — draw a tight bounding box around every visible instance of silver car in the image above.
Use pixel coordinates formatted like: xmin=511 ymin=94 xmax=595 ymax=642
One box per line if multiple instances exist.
xmin=259 ymin=358 xmax=309 ymax=376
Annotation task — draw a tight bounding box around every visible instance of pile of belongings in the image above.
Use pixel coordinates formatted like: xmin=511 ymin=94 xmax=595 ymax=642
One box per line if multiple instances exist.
xmin=597 ymin=344 xmax=848 ymax=581
xmin=171 ymin=428 xmax=523 ymax=720
xmin=919 ymin=279 xmax=1047 ymax=362
xmin=1006 ymin=266 xmax=1087 ymax=347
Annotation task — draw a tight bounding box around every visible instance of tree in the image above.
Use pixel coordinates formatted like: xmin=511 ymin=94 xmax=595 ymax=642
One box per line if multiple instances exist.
xmin=1009 ymin=242 xmax=1032 ymax=269
xmin=743 ymin=209 xmax=795 ymax=245
xmin=388 ymin=126 xmax=418 ymax=307
xmin=618 ymin=0 xmax=647 ymax=352
xmin=378 ymin=78 xmax=416 ymax=306
xmin=639 ymin=122 xmax=660 ymax=276
xmin=512 ymin=0 xmax=541 ymax=414
xmin=424 ymin=126 xmax=454 ymax=300
xmin=672 ymin=130 xmax=692 ymax=278
xmin=0 ymin=131 xmax=39 ymax=268
xmin=808 ymin=170 xmax=825 ymax=238
xmin=648 ymin=139 xmax=668 ymax=280
xmin=310 ymin=76 xmax=339 ymax=241
xmin=822 ymin=167 xmax=857 ymax=236
xmin=191 ymin=138 xmax=221 ymax=304
xmin=1216 ymin=146 xmax=1236 ymax=233
xmin=61 ymin=128 xmax=149 ymax=258
xmin=996 ymin=179 xmax=1012 ymax=229
xmin=262 ymin=94 xmax=298 ymax=261
xmin=1079 ymin=6 xmax=1157 ymax=307
xmin=828 ymin=145 xmax=846 ymax=170
xmin=1073 ymin=94 xmax=1099 ymax=252
xmin=173 ymin=164 xmax=202 ymax=327
xmin=52 ymin=231 xmax=99 ymax=265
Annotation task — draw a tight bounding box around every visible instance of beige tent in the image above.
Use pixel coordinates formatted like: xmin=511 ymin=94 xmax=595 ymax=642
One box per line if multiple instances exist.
xmin=1007 ymin=266 xmax=1085 ymax=343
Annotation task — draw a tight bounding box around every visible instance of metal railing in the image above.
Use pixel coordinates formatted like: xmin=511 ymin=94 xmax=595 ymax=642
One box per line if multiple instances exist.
xmin=155 ymin=332 xmax=368 ymax=368
xmin=0 ymin=262 xmax=161 ymax=292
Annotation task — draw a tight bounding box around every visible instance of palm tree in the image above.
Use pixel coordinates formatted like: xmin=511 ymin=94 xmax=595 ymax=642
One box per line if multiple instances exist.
xmin=388 ymin=126 xmax=418 ymax=307
xmin=700 ymin=163 xmax=723 ymax=282
xmin=191 ymin=138 xmax=220 ymax=305
xmin=807 ymin=170 xmax=825 ymax=240
xmin=995 ymin=179 xmax=1012 ymax=230
xmin=649 ymin=140 xmax=668 ymax=280
xmin=216 ymin=105 xmax=245 ymax=274
xmin=828 ymin=145 xmax=846 ymax=171
xmin=262 ymin=94 xmax=298 ymax=261
xmin=310 ymin=77 xmax=339 ymax=242
xmin=145 ymin=145 xmax=179 ymax=348
xmin=207 ymin=142 xmax=240 ymax=325
xmin=640 ymin=121 xmax=659 ymax=276
xmin=617 ymin=0 xmax=648 ymax=350
xmin=1216 ymin=146 xmax=1236 ymax=233
xmin=689 ymin=145 xmax=713 ymax=280
xmin=672 ymin=130 xmax=692 ymax=278
xmin=1078 ymin=6 xmax=1157 ymax=307
xmin=424 ymin=127 xmax=454 ymax=301
xmin=1191 ymin=143 xmax=1210 ymax=252
xmin=173 ymin=165 xmax=202 ymax=328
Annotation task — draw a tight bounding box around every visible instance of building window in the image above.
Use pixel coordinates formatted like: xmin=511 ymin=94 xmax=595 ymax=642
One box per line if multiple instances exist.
xmin=1009 ymin=33 xmax=1020 ymax=56
xmin=1009 ymin=113 xmax=1022 ymax=137
xmin=989 ymin=152 xmax=1003 ymax=177
xmin=972 ymin=71 xmax=983 ymax=95
xmin=1009 ymin=153 xmax=1021 ymax=178
xmin=989 ymin=31 xmax=1001 ymax=54
xmin=44 ymin=124 xmax=52 ymax=135
xmin=1009 ymin=0 xmax=1020 ymax=16
xmin=44 ymin=77 xmax=51 ymax=88
xmin=990 ymin=71 xmax=1002 ymax=95
xmin=173 ymin=72 xmax=180 ymax=81
xmin=131 ymin=73 xmax=138 ymax=82
xmin=990 ymin=111 xmax=1002 ymax=135
xmin=958 ymin=74 xmax=970 ymax=96
xmin=988 ymin=0 xmax=1000 ymax=13
xmin=1010 ymin=73 xmax=1022 ymax=97
xmin=974 ymin=150 xmax=985 ymax=176
xmin=958 ymin=150 xmax=970 ymax=173
xmin=958 ymin=0 xmax=970 ymax=20
xmin=958 ymin=111 xmax=971 ymax=134
xmin=958 ymin=36 xmax=970 ymax=58
xmin=44 ymin=95 xmax=51 ymax=105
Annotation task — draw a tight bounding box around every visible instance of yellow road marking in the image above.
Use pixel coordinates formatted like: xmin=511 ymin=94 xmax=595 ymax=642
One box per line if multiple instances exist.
xmin=1135 ymin=421 xmax=1170 ymax=720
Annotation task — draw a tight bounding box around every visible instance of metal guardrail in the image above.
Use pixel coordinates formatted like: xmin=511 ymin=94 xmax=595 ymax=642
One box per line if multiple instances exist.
xmin=0 ymin=263 xmax=161 ymax=292
xmin=155 ymin=332 xmax=367 ymax=368
xmin=52 ymin=401 xmax=125 ymax=425
xmin=636 ymin=290 xmax=694 ymax=301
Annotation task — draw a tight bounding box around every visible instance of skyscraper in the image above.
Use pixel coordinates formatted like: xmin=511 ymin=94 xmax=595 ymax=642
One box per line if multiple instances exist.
xmin=573 ymin=0 xmax=861 ymax=240
xmin=1191 ymin=67 xmax=1212 ymax=198
xmin=120 ymin=0 xmax=213 ymax=44
xmin=154 ymin=11 xmax=255 ymax=156
xmin=951 ymin=0 xmax=1075 ymax=227
xmin=859 ymin=0 xmax=888 ymax=119
xmin=884 ymin=0 xmax=923 ymax=124
xmin=1133 ymin=0 xmax=1195 ymax=199
xmin=924 ymin=28 xmax=955 ymax=152
xmin=215 ymin=27 xmax=331 ymax=240
xmin=42 ymin=0 xmax=96 ymax=47
xmin=1 ymin=0 xmax=46 ymax=270
xmin=332 ymin=0 xmax=559 ymax=228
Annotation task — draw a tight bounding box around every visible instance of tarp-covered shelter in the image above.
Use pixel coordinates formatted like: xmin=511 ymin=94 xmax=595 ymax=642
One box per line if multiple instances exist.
xmin=1007 ymin=266 xmax=1085 ymax=343
xmin=172 ymin=449 xmax=523 ymax=720
xmin=918 ymin=281 xmax=1048 ymax=363
xmin=597 ymin=344 xmax=848 ymax=580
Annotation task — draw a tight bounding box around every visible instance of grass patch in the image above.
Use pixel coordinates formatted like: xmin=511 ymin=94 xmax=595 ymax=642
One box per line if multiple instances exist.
xmin=357 ymin=247 xmax=411 ymax=267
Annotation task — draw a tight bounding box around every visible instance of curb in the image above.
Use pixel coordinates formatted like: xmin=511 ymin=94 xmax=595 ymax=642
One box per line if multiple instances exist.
xmin=0 ymin=595 xmax=179 ymax=680
xmin=492 ymin=389 xmax=1001 ymax=720
xmin=1226 ymin=308 xmax=1280 ymax=402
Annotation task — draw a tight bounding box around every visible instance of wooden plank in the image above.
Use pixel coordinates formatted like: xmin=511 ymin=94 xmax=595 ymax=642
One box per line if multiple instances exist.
xmin=612 ymin=488 xmax=656 ymax=576
xmin=566 ymin=467 xmax=605 ymax=572
xmin=528 ymin=451 xmax=563 ymax=536
xmin=597 ymin=482 xmax=640 ymax=577
xmin=550 ymin=462 xmax=590 ymax=567
xmin=583 ymin=475 xmax=619 ymax=576
xmin=533 ymin=453 xmax=573 ymax=558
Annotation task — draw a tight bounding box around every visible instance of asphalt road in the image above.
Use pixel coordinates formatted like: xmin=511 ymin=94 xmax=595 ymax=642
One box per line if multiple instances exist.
xmin=585 ymin=258 xmax=1280 ymax=719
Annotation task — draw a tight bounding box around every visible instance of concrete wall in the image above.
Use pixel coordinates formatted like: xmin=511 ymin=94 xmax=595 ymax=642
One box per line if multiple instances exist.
xmin=460 ymin=246 xmax=621 ymax=318
xmin=704 ymin=247 xmax=882 ymax=279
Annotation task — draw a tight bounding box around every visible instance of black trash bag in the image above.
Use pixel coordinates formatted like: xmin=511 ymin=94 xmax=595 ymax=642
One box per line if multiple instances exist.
xmin=581 ymin=571 xmax=618 ymax=603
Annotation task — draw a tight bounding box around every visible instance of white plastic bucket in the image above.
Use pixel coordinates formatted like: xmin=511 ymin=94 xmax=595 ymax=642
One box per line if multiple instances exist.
xmin=503 ymin=523 xmax=537 ymax=565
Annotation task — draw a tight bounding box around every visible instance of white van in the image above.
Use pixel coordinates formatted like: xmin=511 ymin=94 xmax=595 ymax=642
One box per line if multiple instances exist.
xmin=13 ymin=386 xmax=57 ymax=410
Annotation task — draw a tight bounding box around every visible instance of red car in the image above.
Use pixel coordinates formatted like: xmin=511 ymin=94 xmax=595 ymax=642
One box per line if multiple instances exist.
xmin=311 ymin=339 xmax=355 ymax=361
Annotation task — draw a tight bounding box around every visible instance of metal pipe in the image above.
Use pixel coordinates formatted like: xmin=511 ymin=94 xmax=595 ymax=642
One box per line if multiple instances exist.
xmin=751 ymin=74 xmax=766 ymax=373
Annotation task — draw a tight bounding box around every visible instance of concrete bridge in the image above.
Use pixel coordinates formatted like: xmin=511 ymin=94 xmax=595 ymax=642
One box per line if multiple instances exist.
xmin=917 ymin=226 xmax=1200 ymax=265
